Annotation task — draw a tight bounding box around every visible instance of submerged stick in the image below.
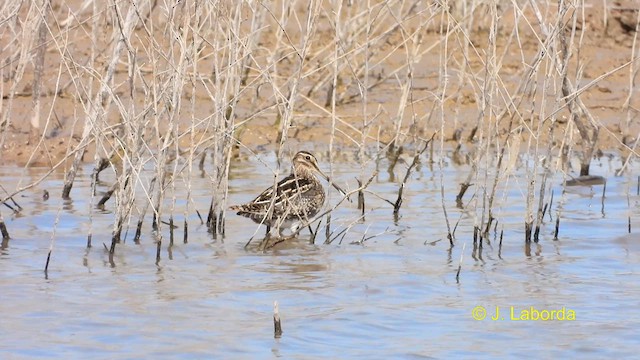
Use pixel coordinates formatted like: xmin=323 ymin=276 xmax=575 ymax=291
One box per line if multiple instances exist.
xmin=199 ymin=152 xmax=206 ymax=171
xmin=274 ymin=301 xmax=283 ymax=338
xmin=133 ymin=220 xmax=143 ymax=243
xmin=109 ymin=230 xmax=118 ymax=255
xmin=184 ymin=219 xmax=188 ymax=244
xmin=169 ymin=217 xmax=174 ymax=246
xmin=357 ymin=178 xmax=365 ymax=216
xmin=627 ymin=181 xmax=640 ymax=234
xmin=309 ymin=219 xmax=322 ymax=245
xmin=0 ymin=218 xmax=9 ymax=240
xmin=133 ymin=176 xmax=157 ymax=244
xmin=0 ymin=184 xmax=24 ymax=212
xmin=601 ymin=180 xmax=607 ymax=216
xmin=455 ymin=183 xmax=472 ymax=208
xmin=533 ymin=169 xmax=550 ymax=243
xmin=324 ymin=214 xmax=331 ymax=243
xmin=44 ymin=249 xmax=52 ymax=277
xmin=1 ymin=201 xmax=19 ymax=213
xmin=525 ymin=221 xmax=533 ymax=243
xmin=92 ymin=157 xmax=110 ymax=183
xmin=44 ymin=207 xmax=62 ymax=276
xmin=393 ymin=136 xmax=434 ymax=215
xmin=498 ymin=229 xmax=504 ymax=259
xmin=456 ymin=242 xmax=466 ymax=284
xmin=387 ymin=146 xmax=403 ymax=178
xmin=392 ymin=182 xmax=405 ymax=215
xmin=97 ymin=183 xmax=118 ymax=207
xmin=195 ymin=209 xmax=204 ymax=224
xmin=155 ymin=240 xmax=161 ymax=265
xmin=473 ymin=226 xmax=479 ymax=246
xmin=548 ymin=190 xmax=554 ymax=222
xmin=533 ymin=224 xmax=541 ymax=243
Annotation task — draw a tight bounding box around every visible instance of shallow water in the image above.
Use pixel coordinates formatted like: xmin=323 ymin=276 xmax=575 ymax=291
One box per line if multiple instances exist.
xmin=1 ymin=153 xmax=639 ymax=358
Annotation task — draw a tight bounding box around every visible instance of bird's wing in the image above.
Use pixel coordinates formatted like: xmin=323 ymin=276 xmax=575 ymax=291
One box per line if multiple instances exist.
xmin=247 ymin=175 xmax=314 ymax=208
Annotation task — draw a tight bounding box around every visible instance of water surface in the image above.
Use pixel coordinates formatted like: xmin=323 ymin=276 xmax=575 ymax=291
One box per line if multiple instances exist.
xmin=1 ymin=153 xmax=639 ymax=358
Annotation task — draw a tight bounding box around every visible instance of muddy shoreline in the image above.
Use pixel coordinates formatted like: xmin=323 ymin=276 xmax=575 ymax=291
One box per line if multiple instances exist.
xmin=1 ymin=1 xmax=639 ymax=168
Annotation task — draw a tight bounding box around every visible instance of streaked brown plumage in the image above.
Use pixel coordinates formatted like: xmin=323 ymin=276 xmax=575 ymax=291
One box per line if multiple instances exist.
xmin=230 ymin=151 xmax=342 ymax=236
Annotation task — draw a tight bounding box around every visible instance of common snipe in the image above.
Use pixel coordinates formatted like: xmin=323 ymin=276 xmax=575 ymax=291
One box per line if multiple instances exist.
xmin=230 ymin=151 xmax=344 ymax=237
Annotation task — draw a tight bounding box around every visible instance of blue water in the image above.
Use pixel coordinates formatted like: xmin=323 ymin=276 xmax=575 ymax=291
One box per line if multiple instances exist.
xmin=1 ymin=153 xmax=639 ymax=359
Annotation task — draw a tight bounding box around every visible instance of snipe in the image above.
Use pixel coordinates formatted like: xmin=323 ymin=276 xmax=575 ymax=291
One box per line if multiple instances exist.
xmin=230 ymin=151 xmax=345 ymax=237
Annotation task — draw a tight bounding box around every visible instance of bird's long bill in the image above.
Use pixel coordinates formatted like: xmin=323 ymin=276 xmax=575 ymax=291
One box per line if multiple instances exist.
xmin=315 ymin=168 xmax=348 ymax=197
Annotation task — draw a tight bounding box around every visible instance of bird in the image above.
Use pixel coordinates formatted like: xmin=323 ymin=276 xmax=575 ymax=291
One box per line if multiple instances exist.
xmin=230 ymin=151 xmax=345 ymax=237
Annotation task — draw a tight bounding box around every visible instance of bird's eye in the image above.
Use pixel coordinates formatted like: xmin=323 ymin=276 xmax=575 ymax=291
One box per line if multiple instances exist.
xmin=305 ymin=155 xmax=311 ymax=161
